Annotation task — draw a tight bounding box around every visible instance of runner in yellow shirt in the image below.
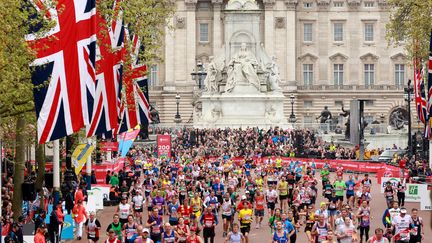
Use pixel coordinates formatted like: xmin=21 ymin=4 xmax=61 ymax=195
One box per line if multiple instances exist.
xmin=277 ymin=176 xmax=289 ymax=213
xmin=238 ymin=200 xmax=253 ymax=243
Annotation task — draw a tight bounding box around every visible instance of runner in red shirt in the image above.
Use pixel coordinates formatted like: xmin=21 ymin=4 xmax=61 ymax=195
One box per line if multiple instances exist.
xmin=254 ymin=190 xmax=265 ymax=229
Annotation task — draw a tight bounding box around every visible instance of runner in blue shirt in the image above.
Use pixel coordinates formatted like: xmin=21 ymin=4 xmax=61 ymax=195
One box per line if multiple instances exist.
xmin=345 ymin=175 xmax=356 ymax=208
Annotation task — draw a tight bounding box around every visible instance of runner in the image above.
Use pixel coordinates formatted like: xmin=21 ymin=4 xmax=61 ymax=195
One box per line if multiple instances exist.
xmin=162 ymin=223 xmax=178 ymax=243
xmin=357 ymin=200 xmax=372 ymax=243
xmin=221 ymin=193 xmax=234 ymax=237
xmin=118 ymin=197 xmax=132 ymax=226
xmin=106 ymin=214 xmax=123 ymax=241
xmin=238 ymin=202 xmax=253 ymax=243
xmin=132 ymin=190 xmax=145 ymax=224
xmin=253 ymin=190 xmax=265 ymax=229
xmin=224 ymin=223 xmax=245 ymax=243
xmin=272 ymin=221 xmax=289 ymax=243
xmin=85 ymin=212 xmax=102 ymax=243
xmin=200 ymin=206 xmax=218 ymax=243
xmin=409 ymin=208 xmax=423 ymax=243
xmin=391 ymin=208 xmax=412 ymax=243
xmin=366 ymin=228 xmax=389 ymax=243
xmin=277 ymin=176 xmax=289 ymax=212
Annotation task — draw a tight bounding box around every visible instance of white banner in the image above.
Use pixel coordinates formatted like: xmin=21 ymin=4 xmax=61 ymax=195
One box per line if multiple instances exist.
xmin=405 ymin=183 xmax=423 ymax=202
xmin=380 ymin=177 xmax=400 ymax=193
xmin=420 ymin=185 xmax=432 ymax=210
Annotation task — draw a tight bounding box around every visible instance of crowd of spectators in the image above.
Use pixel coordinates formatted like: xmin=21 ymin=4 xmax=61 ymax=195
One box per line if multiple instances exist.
xmin=156 ymin=127 xmax=358 ymax=160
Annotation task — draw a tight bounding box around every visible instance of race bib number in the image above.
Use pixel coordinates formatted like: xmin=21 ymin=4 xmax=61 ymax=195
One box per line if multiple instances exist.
xmin=152 ymin=225 xmax=160 ymax=234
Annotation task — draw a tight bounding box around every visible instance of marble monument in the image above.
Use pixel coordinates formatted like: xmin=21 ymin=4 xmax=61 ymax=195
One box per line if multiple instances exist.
xmin=194 ymin=0 xmax=287 ymax=128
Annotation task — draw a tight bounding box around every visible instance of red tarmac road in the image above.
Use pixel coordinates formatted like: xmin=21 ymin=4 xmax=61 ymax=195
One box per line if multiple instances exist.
xmin=70 ymin=172 xmax=431 ymax=243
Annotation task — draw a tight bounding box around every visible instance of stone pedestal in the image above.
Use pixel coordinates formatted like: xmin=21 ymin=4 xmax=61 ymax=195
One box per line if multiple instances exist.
xmin=195 ymin=85 xmax=287 ymax=128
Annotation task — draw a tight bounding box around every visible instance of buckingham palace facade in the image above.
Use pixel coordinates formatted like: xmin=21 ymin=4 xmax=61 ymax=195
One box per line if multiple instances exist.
xmin=148 ymin=0 xmax=414 ymax=127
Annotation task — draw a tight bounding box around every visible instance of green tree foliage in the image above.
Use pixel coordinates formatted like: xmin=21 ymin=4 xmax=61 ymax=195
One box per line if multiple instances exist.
xmin=386 ymin=0 xmax=432 ymax=60
xmin=0 ymin=0 xmax=174 ymax=218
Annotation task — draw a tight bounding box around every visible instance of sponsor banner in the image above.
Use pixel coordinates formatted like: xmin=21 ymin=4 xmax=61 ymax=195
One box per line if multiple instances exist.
xmin=380 ymin=177 xmax=400 ymax=193
xmin=87 ymin=188 xmax=104 ymax=212
xmin=118 ymin=125 xmax=140 ymax=157
xmin=100 ymin=141 xmax=119 ymax=152
xmin=157 ymin=134 xmax=172 ymax=158
xmin=420 ymin=184 xmax=432 ymax=210
xmin=405 ymin=183 xmax=424 ymax=203
xmin=44 ymin=204 xmax=74 ymax=240
xmin=72 ymin=143 xmax=95 ymax=175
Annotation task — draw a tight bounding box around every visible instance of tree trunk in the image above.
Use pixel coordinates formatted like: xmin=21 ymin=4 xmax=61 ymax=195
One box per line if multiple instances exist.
xmin=35 ymin=140 xmax=45 ymax=209
xmin=12 ymin=116 xmax=26 ymax=220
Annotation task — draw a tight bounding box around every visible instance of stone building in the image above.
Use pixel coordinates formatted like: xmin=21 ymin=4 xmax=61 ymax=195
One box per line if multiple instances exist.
xmin=148 ymin=0 xmax=415 ymax=128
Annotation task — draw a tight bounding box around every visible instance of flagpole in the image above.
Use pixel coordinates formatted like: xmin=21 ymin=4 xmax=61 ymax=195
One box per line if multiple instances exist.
xmin=86 ymin=139 xmax=93 ymax=190
xmin=53 ymin=139 xmax=60 ymax=206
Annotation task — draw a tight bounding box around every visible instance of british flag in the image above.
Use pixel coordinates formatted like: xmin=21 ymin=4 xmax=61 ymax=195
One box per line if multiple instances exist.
xmin=414 ymin=60 xmax=427 ymax=124
xmin=27 ymin=0 xmax=96 ymax=144
xmin=118 ymin=30 xmax=150 ymax=134
xmin=86 ymin=0 xmax=124 ymax=137
xmin=427 ymin=30 xmax=432 ymax=139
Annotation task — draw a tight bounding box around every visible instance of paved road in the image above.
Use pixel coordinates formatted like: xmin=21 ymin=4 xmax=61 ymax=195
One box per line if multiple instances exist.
xmin=70 ymin=172 xmax=431 ymax=243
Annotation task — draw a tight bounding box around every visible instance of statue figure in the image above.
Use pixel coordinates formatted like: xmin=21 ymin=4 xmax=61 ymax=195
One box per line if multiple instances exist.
xmin=149 ymin=105 xmax=160 ymax=124
xmin=265 ymin=104 xmax=276 ymax=120
xmin=317 ymin=106 xmax=332 ymax=124
xmin=340 ymin=105 xmax=350 ymax=139
xmin=225 ymin=43 xmax=261 ymax=92
xmin=203 ymin=56 xmax=224 ymax=93
xmin=265 ymin=56 xmax=282 ymax=92
xmin=390 ymin=109 xmax=407 ymax=130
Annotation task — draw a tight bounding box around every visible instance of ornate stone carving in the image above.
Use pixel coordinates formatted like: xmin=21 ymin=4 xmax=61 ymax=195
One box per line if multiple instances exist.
xmin=298 ymin=53 xmax=318 ymax=62
xmin=275 ymin=17 xmax=286 ymax=29
xmin=226 ymin=0 xmax=259 ymax=10
xmin=347 ymin=0 xmax=361 ymax=8
xmin=211 ymin=0 xmax=223 ymax=4
xmin=285 ymin=0 xmax=298 ymax=10
xmin=184 ymin=0 xmax=198 ymax=4
xmin=360 ymin=53 xmax=379 ymax=62
xmin=317 ymin=0 xmax=330 ymax=9
xmin=390 ymin=53 xmax=406 ymax=61
xmin=329 ymin=53 xmax=348 ymax=62
xmin=378 ymin=0 xmax=388 ymax=9
xmin=175 ymin=16 xmax=186 ymax=29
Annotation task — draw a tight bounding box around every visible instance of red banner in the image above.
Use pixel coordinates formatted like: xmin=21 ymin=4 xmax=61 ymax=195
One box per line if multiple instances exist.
xmin=99 ymin=142 xmax=118 ymax=152
xmin=157 ymin=135 xmax=171 ymax=158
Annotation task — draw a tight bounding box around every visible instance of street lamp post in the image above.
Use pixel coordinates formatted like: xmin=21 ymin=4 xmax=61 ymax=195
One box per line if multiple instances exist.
xmin=404 ymin=79 xmax=413 ymax=156
xmin=174 ymin=93 xmax=182 ymax=124
xmin=289 ymin=94 xmax=296 ymax=123
xmin=190 ymin=61 xmax=207 ymax=89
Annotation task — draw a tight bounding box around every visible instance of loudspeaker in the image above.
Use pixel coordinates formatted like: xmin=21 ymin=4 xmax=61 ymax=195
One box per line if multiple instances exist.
xmin=22 ymin=182 xmax=36 ymax=201
xmin=44 ymin=173 xmax=53 ymax=189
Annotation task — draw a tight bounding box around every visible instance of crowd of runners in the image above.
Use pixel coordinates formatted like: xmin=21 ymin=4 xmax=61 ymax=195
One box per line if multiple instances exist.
xmin=0 ymin=127 xmax=428 ymax=243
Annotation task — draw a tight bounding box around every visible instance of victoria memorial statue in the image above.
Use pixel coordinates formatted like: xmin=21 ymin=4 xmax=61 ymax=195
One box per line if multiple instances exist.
xmin=194 ymin=0 xmax=287 ymax=128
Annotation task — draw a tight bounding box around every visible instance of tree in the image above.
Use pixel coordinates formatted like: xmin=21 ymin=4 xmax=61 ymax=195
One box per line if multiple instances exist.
xmin=0 ymin=0 xmax=174 ymax=218
xmin=386 ymin=0 xmax=432 ymax=60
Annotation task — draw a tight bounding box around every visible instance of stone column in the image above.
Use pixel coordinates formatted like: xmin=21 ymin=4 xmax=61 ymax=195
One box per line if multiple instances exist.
xmin=212 ymin=0 xmax=223 ymax=57
xmin=164 ymin=17 xmax=175 ymax=87
xmin=285 ymin=0 xmax=297 ymax=82
xmin=185 ymin=0 xmax=197 ymax=85
xmin=263 ymin=1 xmax=275 ymax=56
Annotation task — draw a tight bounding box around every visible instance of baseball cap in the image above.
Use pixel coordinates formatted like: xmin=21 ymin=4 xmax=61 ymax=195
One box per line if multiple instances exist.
xmin=245 ymin=190 xmax=250 ymax=194
xmin=241 ymin=195 xmax=247 ymax=200
xmin=142 ymin=228 xmax=150 ymax=233
xmin=400 ymin=208 xmax=407 ymax=214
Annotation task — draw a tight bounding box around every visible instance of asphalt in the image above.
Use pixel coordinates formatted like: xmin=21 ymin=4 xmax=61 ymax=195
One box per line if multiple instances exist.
xmin=69 ymin=171 xmax=432 ymax=243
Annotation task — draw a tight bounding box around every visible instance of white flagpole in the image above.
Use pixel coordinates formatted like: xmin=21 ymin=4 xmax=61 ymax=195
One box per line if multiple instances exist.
xmin=53 ymin=139 xmax=60 ymax=204
xmin=86 ymin=139 xmax=93 ymax=189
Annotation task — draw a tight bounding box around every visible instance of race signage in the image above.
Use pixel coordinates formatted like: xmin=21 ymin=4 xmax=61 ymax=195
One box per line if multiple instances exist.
xmin=157 ymin=134 xmax=172 ymax=158
xmin=380 ymin=177 xmax=400 ymax=193
xmin=405 ymin=183 xmax=422 ymax=202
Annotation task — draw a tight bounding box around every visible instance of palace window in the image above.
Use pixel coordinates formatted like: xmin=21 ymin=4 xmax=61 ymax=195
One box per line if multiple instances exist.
xmin=304 ymin=23 xmax=313 ymax=42
xmin=304 ymin=100 xmax=313 ymax=108
xmin=395 ymin=64 xmax=405 ymax=87
xmin=334 ymin=2 xmax=344 ymax=7
xmin=303 ymin=115 xmax=313 ymax=124
xmin=364 ymin=1 xmax=375 ymax=7
xmin=303 ymin=64 xmax=314 ymax=86
xmin=364 ymin=64 xmax=375 ymax=86
xmin=333 ymin=23 xmax=344 ymax=42
xmin=364 ymin=23 xmax=374 ymax=42
xmin=333 ymin=64 xmax=344 ymax=86
xmin=199 ymin=23 xmax=209 ymax=42
xmin=304 ymin=2 xmax=313 ymax=8
xmin=149 ymin=65 xmax=158 ymax=86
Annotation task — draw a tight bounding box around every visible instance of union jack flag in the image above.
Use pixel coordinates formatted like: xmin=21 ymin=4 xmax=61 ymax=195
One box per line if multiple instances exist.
xmin=118 ymin=30 xmax=150 ymax=134
xmin=414 ymin=60 xmax=427 ymax=124
xmin=27 ymin=0 xmax=96 ymax=144
xmin=86 ymin=0 xmax=124 ymax=137
xmin=427 ymin=30 xmax=432 ymax=139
